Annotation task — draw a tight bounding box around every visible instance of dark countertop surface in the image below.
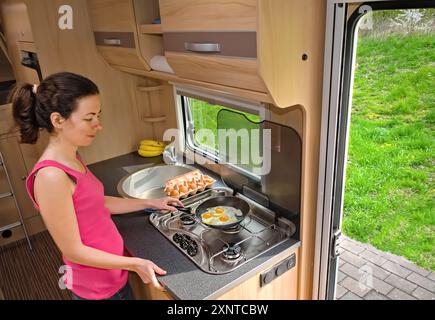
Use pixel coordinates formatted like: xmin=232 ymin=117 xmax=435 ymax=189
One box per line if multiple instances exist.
xmin=88 ymin=152 xmax=300 ymax=300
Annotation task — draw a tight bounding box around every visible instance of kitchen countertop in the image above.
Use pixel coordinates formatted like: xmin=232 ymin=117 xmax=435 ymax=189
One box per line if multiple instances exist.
xmin=88 ymin=152 xmax=301 ymax=300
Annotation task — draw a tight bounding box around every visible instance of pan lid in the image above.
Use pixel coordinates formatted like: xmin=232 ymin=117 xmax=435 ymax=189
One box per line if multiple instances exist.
xmin=216 ymin=109 xmax=302 ymax=220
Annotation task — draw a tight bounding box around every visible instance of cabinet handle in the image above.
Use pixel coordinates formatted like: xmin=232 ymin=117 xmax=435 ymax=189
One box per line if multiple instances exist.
xmin=21 ymin=176 xmax=27 ymax=181
xmin=103 ymin=38 xmax=122 ymax=46
xmin=184 ymin=42 xmax=221 ymax=53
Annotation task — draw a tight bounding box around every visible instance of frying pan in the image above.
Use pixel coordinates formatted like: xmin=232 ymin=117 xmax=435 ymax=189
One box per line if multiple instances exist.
xmin=194 ymin=196 xmax=250 ymax=230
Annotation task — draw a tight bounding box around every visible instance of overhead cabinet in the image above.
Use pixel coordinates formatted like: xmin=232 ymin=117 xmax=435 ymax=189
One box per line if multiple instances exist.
xmin=88 ymin=0 xmax=163 ymax=72
xmin=160 ymin=0 xmax=267 ymax=92
xmin=88 ymin=0 xmax=325 ymax=108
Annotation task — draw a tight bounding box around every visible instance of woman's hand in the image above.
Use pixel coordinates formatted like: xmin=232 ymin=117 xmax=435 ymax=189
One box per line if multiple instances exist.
xmin=146 ymin=197 xmax=184 ymax=212
xmin=132 ymin=258 xmax=167 ymax=291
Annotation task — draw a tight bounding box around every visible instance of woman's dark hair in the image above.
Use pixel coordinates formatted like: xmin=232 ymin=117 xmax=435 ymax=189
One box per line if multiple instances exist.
xmin=9 ymin=72 xmax=99 ymax=144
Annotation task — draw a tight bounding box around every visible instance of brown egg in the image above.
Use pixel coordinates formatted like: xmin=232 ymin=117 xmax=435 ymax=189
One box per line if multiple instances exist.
xmin=170 ymin=189 xmax=180 ymax=198
xmin=165 ymin=187 xmax=173 ymax=196
xmin=189 ymin=181 xmax=197 ymax=190
xmin=179 ymin=184 xmax=188 ymax=194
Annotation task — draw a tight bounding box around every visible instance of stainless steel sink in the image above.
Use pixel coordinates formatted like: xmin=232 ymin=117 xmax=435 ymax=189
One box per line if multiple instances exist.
xmin=117 ymin=164 xmax=197 ymax=199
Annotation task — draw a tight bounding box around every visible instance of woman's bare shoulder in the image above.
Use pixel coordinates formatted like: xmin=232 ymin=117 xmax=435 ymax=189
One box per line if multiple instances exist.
xmin=34 ymin=166 xmax=75 ymax=194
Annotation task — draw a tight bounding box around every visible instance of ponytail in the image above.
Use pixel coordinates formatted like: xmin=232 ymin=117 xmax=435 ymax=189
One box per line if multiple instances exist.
xmin=9 ymin=83 xmax=40 ymax=144
xmin=8 ymin=72 xmax=99 ymax=144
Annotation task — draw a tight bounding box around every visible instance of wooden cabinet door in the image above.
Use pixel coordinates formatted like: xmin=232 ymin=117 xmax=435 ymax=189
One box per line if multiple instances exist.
xmin=87 ymin=0 xmax=149 ymax=71
xmin=0 ymin=196 xmax=21 ymax=227
xmin=0 ymin=136 xmax=38 ymax=220
xmin=160 ymin=0 xmax=258 ymax=32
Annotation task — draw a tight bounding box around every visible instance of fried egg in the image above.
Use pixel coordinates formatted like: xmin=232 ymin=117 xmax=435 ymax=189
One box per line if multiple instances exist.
xmin=201 ymin=206 xmax=242 ymax=226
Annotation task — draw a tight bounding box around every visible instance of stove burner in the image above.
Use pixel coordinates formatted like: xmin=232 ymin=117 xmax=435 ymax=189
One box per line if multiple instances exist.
xmin=222 ymin=243 xmax=242 ymax=260
xmin=180 ymin=213 xmax=196 ymax=226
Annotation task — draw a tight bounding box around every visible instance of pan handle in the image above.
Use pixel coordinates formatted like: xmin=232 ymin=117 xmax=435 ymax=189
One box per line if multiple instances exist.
xmin=175 ymin=206 xmax=192 ymax=214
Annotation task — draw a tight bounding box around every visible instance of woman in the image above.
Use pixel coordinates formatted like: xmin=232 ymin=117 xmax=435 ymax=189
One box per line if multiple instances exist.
xmin=10 ymin=72 xmax=182 ymax=300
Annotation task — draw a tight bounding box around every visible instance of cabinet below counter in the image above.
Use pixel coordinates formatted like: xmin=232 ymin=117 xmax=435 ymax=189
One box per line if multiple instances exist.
xmin=88 ymin=152 xmax=301 ymax=300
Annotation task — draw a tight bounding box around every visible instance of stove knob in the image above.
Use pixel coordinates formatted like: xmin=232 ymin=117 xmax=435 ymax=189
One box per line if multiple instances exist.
xmin=187 ymin=245 xmax=198 ymax=257
xmin=275 ymin=264 xmax=287 ymax=277
xmin=173 ymin=233 xmax=182 ymax=244
xmin=180 ymin=241 xmax=189 ymax=250
xmin=262 ymin=270 xmax=274 ymax=286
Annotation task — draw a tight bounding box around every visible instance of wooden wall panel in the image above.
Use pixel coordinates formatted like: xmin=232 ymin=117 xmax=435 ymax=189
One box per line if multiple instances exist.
xmin=263 ymin=0 xmax=326 ymax=299
xmin=88 ymin=0 xmax=136 ymax=32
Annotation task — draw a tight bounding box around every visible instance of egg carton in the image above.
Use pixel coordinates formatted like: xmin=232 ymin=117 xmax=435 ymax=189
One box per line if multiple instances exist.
xmin=164 ymin=169 xmax=216 ymax=199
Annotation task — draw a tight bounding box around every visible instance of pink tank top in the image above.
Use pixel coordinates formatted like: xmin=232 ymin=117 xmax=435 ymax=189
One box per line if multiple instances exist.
xmin=26 ymin=155 xmax=128 ymax=300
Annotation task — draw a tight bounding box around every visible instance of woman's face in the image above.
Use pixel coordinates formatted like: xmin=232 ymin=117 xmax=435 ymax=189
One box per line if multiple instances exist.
xmin=57 ymin=94 xmax=103 ymax=147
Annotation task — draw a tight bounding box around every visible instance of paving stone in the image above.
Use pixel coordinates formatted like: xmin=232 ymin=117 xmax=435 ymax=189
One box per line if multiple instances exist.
xmin=411 ymin=286 xmax=435 ymax=300
xmin=387 ymin=288 xmax=417 ymax=300
xmin=360 ymin=249 xmax=388 ymax=267
xmin=384 ymin=274 xmax=418 ymax=294
xmin=341 ymin=238 xmax=365 ymax=254
xmin=340 ymin=291 xmax=363 ymax=300
xmin=428 ymin=272 xmax=435 ymax=282
xmin=337 ymin=270 xmax=347 ymax=283
xmin=406 ymin=272 xmax=435 ymax=292
xmin=338 ymin=262 xmax=394 ymax=295
xmin=364 ymin=290 xmax=390 ymax=300
xmin=340 ymin=276 xmax=371 ymax=297
xmin=338 ymin=258 xmax=346 ymax=267
xmin=383 ymin=251 xmax=411 ymax=265
xmin=340 ymin=250 xmax=366 ymax=268
xmin=340 ymin=262 xmax=365 ymax=281
xmin=382 ymin=260 xmax=412 ymax=278
xmin=364 ymin=262 xmax=391 ymax=280
xmin=382 ymin=253 xmax=431 ymax=277
xmin=335 ymin=284 xmax=348 ymax=299
xmin=369 ymin=276 xmax=395 ymax=295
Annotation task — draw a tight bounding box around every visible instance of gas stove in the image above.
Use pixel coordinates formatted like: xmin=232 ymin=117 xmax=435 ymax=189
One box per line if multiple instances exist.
xmin=149 ymin=187 xmax=296 ymax=274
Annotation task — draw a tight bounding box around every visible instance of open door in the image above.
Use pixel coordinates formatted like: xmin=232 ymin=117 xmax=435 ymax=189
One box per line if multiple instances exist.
xmin=313 ymin=0 xmax=435 ymax=300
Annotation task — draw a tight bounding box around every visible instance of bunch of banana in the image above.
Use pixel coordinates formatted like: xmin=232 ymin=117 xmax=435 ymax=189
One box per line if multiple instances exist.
xmin=138 ymin=140 xmax=166 ymax=157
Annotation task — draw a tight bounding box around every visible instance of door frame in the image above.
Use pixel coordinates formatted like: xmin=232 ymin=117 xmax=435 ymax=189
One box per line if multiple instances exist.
xmin=313 ymin=0 xmax=435 ymax=300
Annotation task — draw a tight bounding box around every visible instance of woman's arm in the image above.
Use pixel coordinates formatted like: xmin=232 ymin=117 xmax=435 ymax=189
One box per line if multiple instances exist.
xmin=34 ymin=167 xmax=166 ymax=290
xmin=104 ymin=196 xmax=183 ymax=215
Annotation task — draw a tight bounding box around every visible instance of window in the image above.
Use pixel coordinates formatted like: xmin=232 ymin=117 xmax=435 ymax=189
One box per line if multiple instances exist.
xmin=177 ymin=87 xmax=267 ymax=177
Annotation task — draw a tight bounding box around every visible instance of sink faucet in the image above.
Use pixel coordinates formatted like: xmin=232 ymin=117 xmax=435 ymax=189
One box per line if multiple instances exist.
xmin=163 ymin=143 xmax=180 ymax=165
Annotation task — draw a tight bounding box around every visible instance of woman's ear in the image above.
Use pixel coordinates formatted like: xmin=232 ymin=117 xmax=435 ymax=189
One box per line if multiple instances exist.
xmin=50 ymin=112 xmax=65 ymax=129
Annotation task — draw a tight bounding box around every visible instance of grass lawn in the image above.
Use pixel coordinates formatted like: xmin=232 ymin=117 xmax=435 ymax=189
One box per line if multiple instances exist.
xmin=343 ymin=34 xmax=435 ymax=269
